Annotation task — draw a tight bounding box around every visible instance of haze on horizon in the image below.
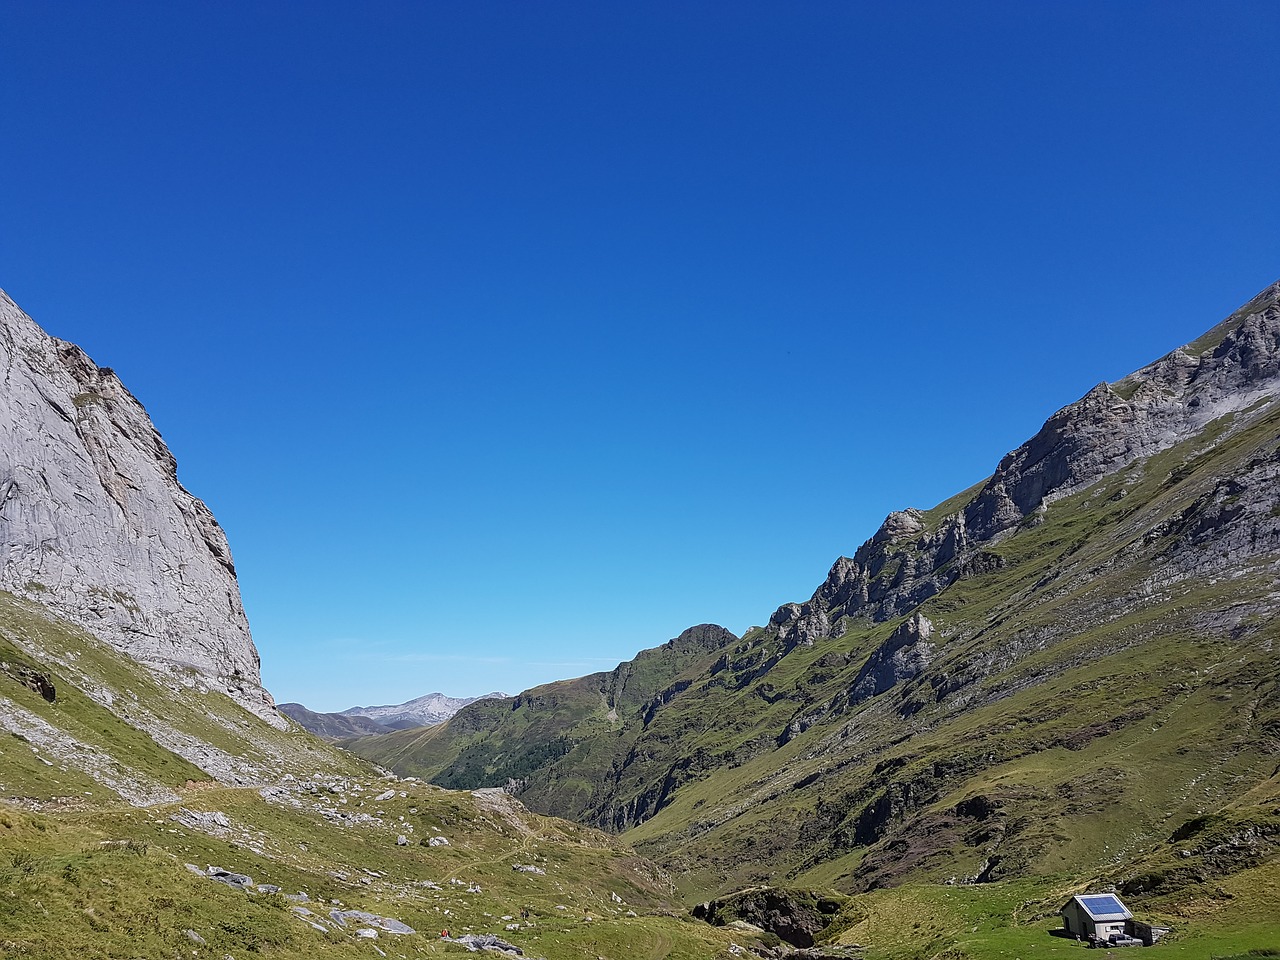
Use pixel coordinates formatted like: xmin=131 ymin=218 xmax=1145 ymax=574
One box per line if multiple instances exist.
xmin=3 ymin=1 xmax=1278 ymax=711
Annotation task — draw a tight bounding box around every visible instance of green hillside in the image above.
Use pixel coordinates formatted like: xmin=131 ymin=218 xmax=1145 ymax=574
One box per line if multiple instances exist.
xmin=0 ymin=590 xmax=752 ymax=958
xmin=346 ymin=283 xmax=1280 ymax=949
xmin=345 ymin=623 xmax=739 ymax=824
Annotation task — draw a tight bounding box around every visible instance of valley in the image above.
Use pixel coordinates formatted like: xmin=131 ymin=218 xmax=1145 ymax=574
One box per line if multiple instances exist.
xmin=2 ymin=281 xmax=1279 ymax=959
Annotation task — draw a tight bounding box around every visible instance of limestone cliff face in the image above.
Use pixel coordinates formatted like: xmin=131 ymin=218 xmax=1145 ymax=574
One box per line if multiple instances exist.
xmin=0 ymin=289 xmax=282 ymax=727
xmin=771 ymin=279 xmax=1280 ymax=643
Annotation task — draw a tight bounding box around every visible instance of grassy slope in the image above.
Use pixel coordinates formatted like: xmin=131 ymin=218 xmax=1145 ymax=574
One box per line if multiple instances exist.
xmin=0 ymin=590 xmax=369 ymax=801
xmin=631 ymin=406 xmax=1280 ymax=891
xmin=350 ymin=400 xmax=1280 ymax=955
xmin=0 ymin=782 xmax=747 ymax=960
xmin=0 ymin=595 xmax=748 ymax=959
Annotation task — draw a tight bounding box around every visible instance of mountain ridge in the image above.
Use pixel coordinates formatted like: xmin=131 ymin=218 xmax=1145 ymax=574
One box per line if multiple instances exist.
xmin=348 ymin=277 xmax=1280 ymax=904
xmin=279 ymin=690 xmax=508 ymax=739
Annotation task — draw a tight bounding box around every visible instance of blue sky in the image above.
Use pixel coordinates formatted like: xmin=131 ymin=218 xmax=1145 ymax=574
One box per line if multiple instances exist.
xmin=3 ymin=2 xmax=1278 ymax=711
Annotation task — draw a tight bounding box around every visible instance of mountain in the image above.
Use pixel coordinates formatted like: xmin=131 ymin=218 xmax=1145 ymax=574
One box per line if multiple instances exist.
xmin=348 ymin=279 xmax=1280 ymax=916
xmin=0 ymin=290 xmax=278 ymax=725
xmin=0 ymin=289 xmax=747 ymax=960
xmin=345 ymin=623 xmax=740 ymax=810
xmin=279 ymin=691 xmax=507 ymax=739
xmin=277 ymin=701 xmax=397 ymax=738
xmin=339 ymin=690 xmax=509 ymax=729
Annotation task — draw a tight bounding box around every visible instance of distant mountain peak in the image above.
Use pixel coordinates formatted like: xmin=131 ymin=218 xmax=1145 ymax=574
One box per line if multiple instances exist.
xmin=282 ymin=690 xmax=508 ymax=738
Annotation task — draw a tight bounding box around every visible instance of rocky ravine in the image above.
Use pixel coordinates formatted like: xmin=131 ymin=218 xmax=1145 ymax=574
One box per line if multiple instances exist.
xmin=0 ymin=289 xmax=281 ymax=726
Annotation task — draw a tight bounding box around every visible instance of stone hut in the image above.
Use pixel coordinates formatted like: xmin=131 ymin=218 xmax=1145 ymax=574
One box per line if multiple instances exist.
xmin=1060 ymin=894 xmax=1133 ymax=941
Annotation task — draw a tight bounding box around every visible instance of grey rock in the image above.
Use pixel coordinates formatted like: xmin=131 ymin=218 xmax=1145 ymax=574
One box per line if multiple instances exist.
xmin=172 ymin=808 xmax=232 ymax=835
xmin=207 ymin=866 xmax=253 ymax=889
xmin=329 ymin=909 xmax=414 ymax=934
xmin=451 ymin=933 xmax=526 ymax=955
xmin=0 ymin=290 xmax=281 ymax=726
xmin=847 ymin=613 xmax=934 ymax=705
xmin=872 ymin=509 xmax=925 ymax=545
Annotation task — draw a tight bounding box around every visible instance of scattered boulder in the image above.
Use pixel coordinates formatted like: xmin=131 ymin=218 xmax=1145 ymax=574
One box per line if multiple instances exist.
xmin=328 ymin=910 xmax=415 ymax=934
xmin=206 ymin=866 xmax=253 ymax=890
xmin=450 ymin=933 xmax=525 ymax=955
xmin=172 ymin=809 xmax=232 ymax=834
xmin=512 ymin=864 xmax=545 ymax=875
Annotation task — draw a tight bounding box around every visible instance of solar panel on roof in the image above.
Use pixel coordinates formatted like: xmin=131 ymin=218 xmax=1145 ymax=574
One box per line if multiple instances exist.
xmin=1078 ymin=895 xmax=1128 ymax=915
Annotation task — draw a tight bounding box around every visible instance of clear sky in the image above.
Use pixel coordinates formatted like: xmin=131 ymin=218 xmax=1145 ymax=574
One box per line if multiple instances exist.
xmin=2 ymin=2 xmax=1278 ymax=711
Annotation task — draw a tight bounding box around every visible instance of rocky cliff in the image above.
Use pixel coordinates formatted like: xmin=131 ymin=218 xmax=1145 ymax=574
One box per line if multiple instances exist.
xmin=0 ymin=289 xmax=281 ymax=726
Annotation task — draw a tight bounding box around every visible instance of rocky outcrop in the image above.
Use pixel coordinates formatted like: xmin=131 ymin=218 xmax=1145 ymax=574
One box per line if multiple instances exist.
xmin=768 ymin=280 xmax=1280 ymax=640
xmin=847 ymin=613 xmax=934 ymax=705
xmin=0 ymin=289 xmax=281 ymax=726
xmin=964 ymin=286 xmax=1280 ymax=540
xmin=692 ymin=888 xmax=845 ymax=948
